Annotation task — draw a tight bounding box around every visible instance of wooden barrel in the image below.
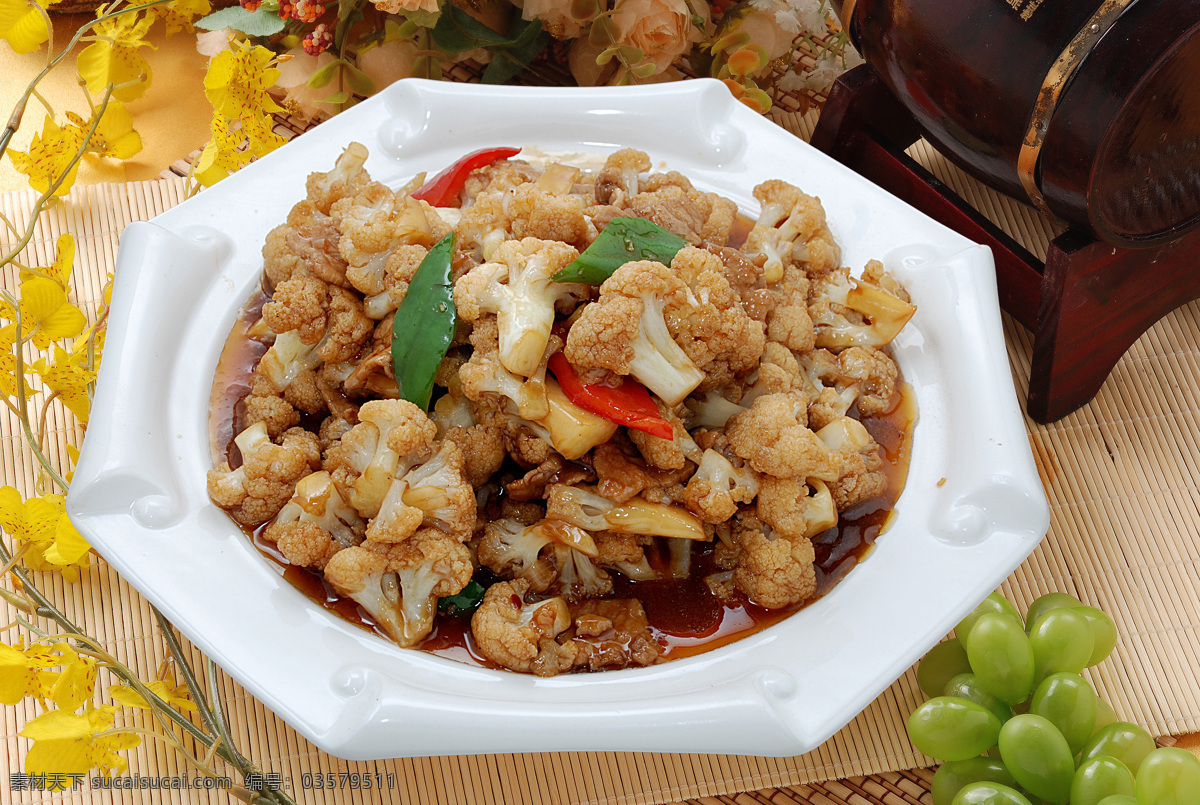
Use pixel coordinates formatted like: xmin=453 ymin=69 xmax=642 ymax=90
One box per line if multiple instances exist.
xmin=831 ymin=0 xmax=1200 ymax=249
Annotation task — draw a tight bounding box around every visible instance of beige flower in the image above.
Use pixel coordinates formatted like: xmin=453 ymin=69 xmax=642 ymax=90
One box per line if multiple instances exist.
xmin=521 ymin=0 xmax=598 ymax=39
xmin=270 ymin=48 xmax=340 ymax=122
xmin=370 ymin=0 xmax=438 ymax=13
xmin=357 ymin=40 xmax=419 ymax=92
xmin=610 ymin=0 xmax=692 ymax=74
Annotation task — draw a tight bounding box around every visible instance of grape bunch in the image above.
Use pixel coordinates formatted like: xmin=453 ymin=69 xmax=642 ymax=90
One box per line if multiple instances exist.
xmin=908 ymin=592 xmax=1200 ymax=805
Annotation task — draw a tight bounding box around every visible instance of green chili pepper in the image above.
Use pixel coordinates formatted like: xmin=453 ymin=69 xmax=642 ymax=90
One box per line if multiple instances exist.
xmin=551 ymin=217 xmax=687 ymax=284
xmin=391 ymin=232 xmax=457 ymax=410
xmin=437 ymin=579 xmax=488 ymax=617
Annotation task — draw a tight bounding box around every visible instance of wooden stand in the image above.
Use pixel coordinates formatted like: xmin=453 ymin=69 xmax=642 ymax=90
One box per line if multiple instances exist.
xmin=810 ymin=64 xmax=1200 ymax=424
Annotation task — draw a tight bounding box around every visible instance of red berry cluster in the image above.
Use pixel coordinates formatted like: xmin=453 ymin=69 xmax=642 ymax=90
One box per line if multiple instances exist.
xmin=294 ymin=0 xmax=326 ymax=23
xmin=238 ymin=0 xmax=261 ymax=11
xmin=278 ymin=0 xmax=297 ymax=20
xmin=304 ymin=22 xmax=334 ymax=56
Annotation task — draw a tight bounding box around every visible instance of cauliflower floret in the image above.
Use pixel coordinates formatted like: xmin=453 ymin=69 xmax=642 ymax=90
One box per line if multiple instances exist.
xmin=685 ymin=390 xmax=746 ymax=430
xmin=262 ymin=275 xmax=328 ymax=344
xmin=593 ymin=148 xmax=651 ymax=206
xmin=476 ymin=518 xmax=560 ymax=593
xmin=431 ymin=391 xmax=506 ymax=488
xmin=816 ymin=416 xmax=888 ymax=511
xmin=765 ymin=265 xmax=816 ymax=353
xmin=592 ymin=532 xmax=656 ymax=580
xmin=733 ymin=526 xmax=818 ymax=609
xmin=470 ymin=579 xmax=577 ymax=676
xmin=243 ymin=374 xmax=301 ymax=439
xmin=394 ymin=440 xmax=476 ymax=541
xmin=668 ymin=246 xmax=766 ymax=391
xmin=754 ymin=476 xmax=830 ymax=541
xmin=454 ymin=237 xmax=585 ymax=377
xmin=551 ymin=542 xmax=613 ymax=600
xmin=632 ymin=172 xmax=737 ymax=245
xmin=725 ymin=392 xmax=840 ymax=482
xmin=207 ymin=423 xmax=321 ymax=527
xmin=324 ymin=399 xmax=438 ymax=518
xmin=357 ymin=245 xmax=426 ymax=319
xmin=266 ymin=472 xmax=364 ymax=566
xmin=682 ymin=449 xmax=761 ymax=524
xmin=261 ymin=202 xmax=349 ymax=290
xmin=545 ymin=484 xmax=706 ymax=541
xmin=337 ymin=193 xmax=450 ymax=309
xmin=809 ymin=262 xmax=917 ymax=349
xmin=505 ymin=184 xmax=590 ymax=246
xmin=838 ymin=346 xmax=900 ymax=416
xmin=305 ymin=142 xmax=374 ymax=215
xmin=744 ymin=180 xmax=841 ymax=284
xmin=264 ymin=470 xmax=365 ymax=569
xmin=564 ymin=260 xmax=705 ymax=406
xmin=324 ymin=529 xmax=473 ymax=647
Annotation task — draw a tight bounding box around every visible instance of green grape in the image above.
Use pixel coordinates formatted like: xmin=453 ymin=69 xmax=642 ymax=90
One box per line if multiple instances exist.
xmin=1029 ymin=608 xmax=1094 ymax=681
xmin=1133 ymin=747 xmax=1200 ymax=805
xmin=1076 ymin=606 xmax=1118 ymax=667
xmin=1081 ymin=722 xmax=1156 ymax=777
xmin=945 ymin=673 xmax=1014 ymax=723
xmin=908 ymin=696 xmax=1005 ymax=762
xmin=920 ymin=638 xmax=973 ymax=698
xmin=1029 ymin=672 xmax=1097 ymax=754
xmin=967 ymin=612 xmax=1036 ymax=705
xmin=1093 ymin=697 xmax=1119 ymax=734
xmin=998 ymin=713 xmax=1076 ymax=803
xmin=1025 ymin=593 xmax=1083 ymax=631
xmin=958 ymin=593 xmax=1025 ymax=651
xmin=932 ymin=758 xmax=1018 ymax=805
xmin=952 ymin=781 xmax=1033 ymax=805
xmin=1097 ymin=797 xmax=1138 ymax=805
xmin=1071 ymin=756 xmax=1135 ymax=805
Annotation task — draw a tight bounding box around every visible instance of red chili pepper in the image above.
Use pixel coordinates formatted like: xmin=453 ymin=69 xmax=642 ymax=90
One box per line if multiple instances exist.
xmin=548 ymin=353 xmax=675 ymax=440
xmin=409 ymin=146 xmax=522 ymax=207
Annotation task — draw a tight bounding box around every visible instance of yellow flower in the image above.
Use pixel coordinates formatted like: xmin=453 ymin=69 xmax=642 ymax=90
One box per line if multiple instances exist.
xmin=21 ymin=705 xmax=140 ymax=787
xmin=7 ymin=115 xmax=87 ymax=196
xmin=108 ymin=665 xmax=196 ymax=713
xmin=158 ymin=0 xmax=211 ymax=35
xmin=204 ymin=42 xmax=283 ymax=122
xmin=0 ymin=324 xmax=27 ymax=400
xmin=18 ymin=276 xmax=87 ymax=351
xmin=29 ymin=347 xmax=97 ymax=422
xmin=241 ymin=113 xmax=285 ymax=158
xmin=0 ymin=0 xmax=52 ymax=54
xmin=67 ymin=102 xmax=143 ymax=160
xmin=0 ymin=488 xmax=92 ymax=579
xmin=19 ymin=234 xmax=74 ymax=289
xmin=194 ymin=115 xmax=252 ymax=187
xmin=0 ymin=641 xmax=60 ymax=706
xmin=76 ymin=8 xmax=156 ymax=102
xmin=42 ymin=643 xmax=98 ymax=712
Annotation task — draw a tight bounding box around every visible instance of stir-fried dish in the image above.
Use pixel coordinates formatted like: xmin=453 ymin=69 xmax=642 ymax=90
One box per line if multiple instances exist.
xmin=206 ymin=143 xmax=918 ymax=676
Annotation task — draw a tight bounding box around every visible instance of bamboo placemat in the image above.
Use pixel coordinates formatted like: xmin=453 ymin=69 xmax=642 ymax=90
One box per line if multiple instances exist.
xmin=3 ymin=109 xmax=1200 ymax=805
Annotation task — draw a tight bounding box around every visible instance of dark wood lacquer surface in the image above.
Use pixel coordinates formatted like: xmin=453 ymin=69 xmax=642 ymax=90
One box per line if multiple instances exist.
xmin=830 ymin=0 xmax=1200 ymax=247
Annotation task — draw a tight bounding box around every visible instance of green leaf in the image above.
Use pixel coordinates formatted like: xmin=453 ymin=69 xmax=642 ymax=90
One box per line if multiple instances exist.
xmin=437 ymin=579 xmax=488 ymax=616
xmin=392 ymin=232 xmax=457 ymax=410
xmin=195 ymin=6 xmax=285 ymax=36
xmin=552 ymin=217 xmax=687 ymax=284
xmin=306 ymin=60 xmax=340 ymax=89
xmin=342 ymin=63 xmax=376 ymax=96
xmin=400 ymin=7 xmax=442 ymax=28
xmin=481 ymin=19 xmax=550 ymax=84
xmin=319 ymin=90 xmax=351 ymax=105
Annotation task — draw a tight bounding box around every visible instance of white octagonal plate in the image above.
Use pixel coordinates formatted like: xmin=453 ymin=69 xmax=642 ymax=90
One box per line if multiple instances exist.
xmin=67 ymin=78 xmax=1049 ymax=760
